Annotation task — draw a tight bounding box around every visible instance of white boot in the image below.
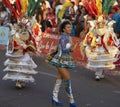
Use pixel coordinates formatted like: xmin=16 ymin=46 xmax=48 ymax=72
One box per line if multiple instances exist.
xmin=52 ymin=79 xmax=63 ymax=106
xmin=52 ymin=79 xmax=62 ymax=102
xmin=16 ymin=80 xmax=25 ymax=88
xmin=16 ymin=80 xmax=22 ymax=88
xmin=95 ymin=70 xmax=104 ymax=80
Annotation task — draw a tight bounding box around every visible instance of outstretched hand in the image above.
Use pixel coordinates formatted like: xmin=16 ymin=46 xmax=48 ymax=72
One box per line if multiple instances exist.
xmin=70 ymin=40 xmax=79 ymax=52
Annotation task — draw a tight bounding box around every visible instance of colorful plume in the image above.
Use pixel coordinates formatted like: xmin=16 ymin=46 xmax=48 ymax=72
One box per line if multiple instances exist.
xmin=27 ymin=0 xmax=42 ymax=18
xmin=82 ymin=0 xmax=116 ymax=16
xmin=20 ymin=0 xmax=29 ymax=14
xmin=102 ymin=0 xmax=116 ymax=14
xmin=3 ymin=0 xmax=42 ymax=20
xmin=96 ymin=0 xmax=102 ymax=14
xmin=3 ymin=0 xmax=19 ymax=19
xmin=58 ymin=1 xmax=73 ymax=21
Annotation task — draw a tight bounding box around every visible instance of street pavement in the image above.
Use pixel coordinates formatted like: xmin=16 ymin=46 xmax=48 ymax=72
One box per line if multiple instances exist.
xmin=0 ymin=49 xmax=120 ymax=107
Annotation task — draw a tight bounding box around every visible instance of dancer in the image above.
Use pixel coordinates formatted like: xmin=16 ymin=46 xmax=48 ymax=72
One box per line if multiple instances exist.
xmin=2 ymin=0 xmax=41 ymax=88
xmin=83 ymin=15 xmax=119 ymax=80
xmin=81 ymin=0 xmax=119 ymax=80
xmin=48 ymin=19 xmax=77 ymax=107
xmin=3 ymin=16 xmax=38 ymax=88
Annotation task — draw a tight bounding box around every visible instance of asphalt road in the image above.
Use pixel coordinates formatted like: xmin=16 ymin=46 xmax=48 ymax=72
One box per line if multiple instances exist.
xmin=0 ymin=49 xmax=120 ymax=107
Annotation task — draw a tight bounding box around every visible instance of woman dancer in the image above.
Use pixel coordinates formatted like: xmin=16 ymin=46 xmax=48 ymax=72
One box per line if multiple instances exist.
xmin=48 ymin=20 xmax=77 ymax=107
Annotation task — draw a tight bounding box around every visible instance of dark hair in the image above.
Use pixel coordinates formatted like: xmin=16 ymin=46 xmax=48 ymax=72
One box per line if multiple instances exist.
xmin=42 ymin=1 xmax=46 ymax=5
xmin=59 ymin=20 xmax=71 ymax=32
xmin=0 ymin=2 xmax=6 ymax=11
xmin=46 ymin=20 xmax=52 ymax=28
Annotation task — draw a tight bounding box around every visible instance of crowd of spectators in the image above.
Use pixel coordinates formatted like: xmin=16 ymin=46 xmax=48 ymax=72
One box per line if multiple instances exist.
xmin=0 ymin=0 xmax=120 ymax=39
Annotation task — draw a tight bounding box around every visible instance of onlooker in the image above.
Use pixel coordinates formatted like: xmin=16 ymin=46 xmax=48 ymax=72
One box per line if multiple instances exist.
xmin=0 ymin=2 xmax=10 ymax=26
xmin=112 ymin=6 xmax=120 ymax=39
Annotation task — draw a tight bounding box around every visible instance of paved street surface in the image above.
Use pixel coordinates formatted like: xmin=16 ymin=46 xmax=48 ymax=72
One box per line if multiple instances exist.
xmin=0 ymin=49 xmax=120 ymax=107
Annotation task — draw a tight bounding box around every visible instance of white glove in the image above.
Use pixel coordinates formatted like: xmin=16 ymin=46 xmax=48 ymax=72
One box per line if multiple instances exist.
xmin=23 ymin=44 xmax=27 ymax=49
xmin=66 ymin=43 xmax=72 ymax=49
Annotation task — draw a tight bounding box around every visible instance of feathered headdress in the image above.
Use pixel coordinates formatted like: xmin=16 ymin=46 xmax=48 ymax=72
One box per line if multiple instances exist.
xmin=58 ymin=1 xmax=73 ymax=21
xmin=3 ymin=0 xmax=42 ymax=20
xmin=27 ymin=0 xmax=42 ymax=18
xmin=82 ymin=0 xmax=98 ymax=16
xmin=81 ymin=0 xmax=116 ymax=16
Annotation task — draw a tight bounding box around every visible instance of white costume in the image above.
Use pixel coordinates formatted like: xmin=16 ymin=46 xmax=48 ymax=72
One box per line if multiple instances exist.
xmin=3 ymin=22 xmax=38 ymax=88
xmin=83 ymin=16 xmax=119 ymax=80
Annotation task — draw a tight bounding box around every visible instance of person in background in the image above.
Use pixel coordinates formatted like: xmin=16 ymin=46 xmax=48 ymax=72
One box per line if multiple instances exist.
xmin=44 ymin=19 xmax=53 ymax=33
xmin=112 ymin=6 xmax=120 ymax=39
xmin=117 ymin=0 xmax=120 ymax=7
xmin=43 ymin=0 xmax=51 ymax=8
xmin=0 ymin=2 xmax=10 ymax=26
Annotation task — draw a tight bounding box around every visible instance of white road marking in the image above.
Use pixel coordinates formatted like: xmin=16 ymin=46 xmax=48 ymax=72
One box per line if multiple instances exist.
xmin=37 ymin=71 xmax=56 ymax=78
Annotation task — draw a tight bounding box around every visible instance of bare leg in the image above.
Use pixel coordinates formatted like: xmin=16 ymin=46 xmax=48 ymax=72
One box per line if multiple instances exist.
xmin=57 ymin=67 xmax=70 ymax=80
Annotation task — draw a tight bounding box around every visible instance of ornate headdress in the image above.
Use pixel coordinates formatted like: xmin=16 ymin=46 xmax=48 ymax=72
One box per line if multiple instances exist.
xmin=3 ymin=0 xmax=42 ymax=20
xmin=81 ymin=0 xmax=116 ymax=16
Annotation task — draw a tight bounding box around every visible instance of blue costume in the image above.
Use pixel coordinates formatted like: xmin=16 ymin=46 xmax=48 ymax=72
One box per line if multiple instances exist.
xmin=50 ymin=33 xmax=75 ymax=68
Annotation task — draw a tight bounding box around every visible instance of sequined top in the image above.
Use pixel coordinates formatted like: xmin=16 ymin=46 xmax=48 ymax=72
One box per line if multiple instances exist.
xmin=58 ymin=33 xmax=71 ymax=54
